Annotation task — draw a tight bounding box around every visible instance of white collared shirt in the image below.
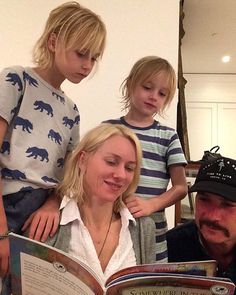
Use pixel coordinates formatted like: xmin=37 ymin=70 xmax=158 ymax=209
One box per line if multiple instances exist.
xmin=60 ymin=199 xmax=137 ymax=289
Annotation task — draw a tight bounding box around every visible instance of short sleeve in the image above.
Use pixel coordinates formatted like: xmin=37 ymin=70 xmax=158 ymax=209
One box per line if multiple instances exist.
xmin=0 ymin=66 xmax=25 ymax=124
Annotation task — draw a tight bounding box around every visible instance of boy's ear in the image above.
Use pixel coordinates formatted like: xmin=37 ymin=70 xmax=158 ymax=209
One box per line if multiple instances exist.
xmin=48 ymin=33 xmax=57 ymax=52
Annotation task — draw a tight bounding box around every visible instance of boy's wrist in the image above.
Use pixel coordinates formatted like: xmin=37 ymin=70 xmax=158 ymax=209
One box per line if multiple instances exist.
xmin=0 ymin=230 xmax=11 ymax=240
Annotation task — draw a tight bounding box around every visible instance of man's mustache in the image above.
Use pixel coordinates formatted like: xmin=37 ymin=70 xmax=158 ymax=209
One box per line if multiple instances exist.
xmin=199 ymin=219 xmax=230 ymax=238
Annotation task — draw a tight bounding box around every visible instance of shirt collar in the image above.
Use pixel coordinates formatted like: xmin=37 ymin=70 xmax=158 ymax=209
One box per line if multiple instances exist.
xmin=120 ymin=206 xmax=136 ymax=227
xmin=60 ymin=199 xmax=82 ymax=225
xmin=60 ymin=199 xmax=136 ymax=226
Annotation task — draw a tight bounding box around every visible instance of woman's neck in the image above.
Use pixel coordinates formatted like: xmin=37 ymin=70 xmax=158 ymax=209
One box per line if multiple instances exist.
xmin=79 ymin=203 xmax=121 ymax=272
xmin=80 ymin=203 xmax=114 ymax=228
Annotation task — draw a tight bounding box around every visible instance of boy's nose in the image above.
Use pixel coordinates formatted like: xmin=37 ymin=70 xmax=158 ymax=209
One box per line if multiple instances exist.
xmin=149 ymin=91 xmax=158 ymax=101
xmin=82 ymin=58 xmax=93 ymax=71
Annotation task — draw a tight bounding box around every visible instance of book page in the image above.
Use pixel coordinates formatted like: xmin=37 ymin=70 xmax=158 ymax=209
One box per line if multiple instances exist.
xmin=21 ymin=253 xmax=94 ymax=295
xmin=9 ymin=233 xmax=104 ymax=295
xmin=106 ymin=260 xmax=217 ymax=287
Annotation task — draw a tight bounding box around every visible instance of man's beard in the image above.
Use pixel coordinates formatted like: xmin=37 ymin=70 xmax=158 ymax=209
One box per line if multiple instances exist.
xmin=199 ymin=219 xmax=230 ymax=238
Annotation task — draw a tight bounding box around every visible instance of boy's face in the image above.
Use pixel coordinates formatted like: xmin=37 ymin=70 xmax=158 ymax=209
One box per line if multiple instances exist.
xmin=130 ymin=72 xmax=170 ymax=119
xmin=54 ymin=45 xmax=98 ymax=84
xmin=195 ymin=192 xmax=236 ymax=248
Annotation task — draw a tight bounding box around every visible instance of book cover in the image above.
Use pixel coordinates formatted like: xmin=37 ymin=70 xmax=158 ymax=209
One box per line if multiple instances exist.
xmin=9 ymin=233 xmax=235 ymax=295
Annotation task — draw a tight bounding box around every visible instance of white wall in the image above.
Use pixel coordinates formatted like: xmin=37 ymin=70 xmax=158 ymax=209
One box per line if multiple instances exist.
xmin=0 ymin=0 xmax=180 ymax=229
xmin=185 ymin=74 xmax=236 ymax=103
xmin=185 ymin=74 xmax=236 ymax=160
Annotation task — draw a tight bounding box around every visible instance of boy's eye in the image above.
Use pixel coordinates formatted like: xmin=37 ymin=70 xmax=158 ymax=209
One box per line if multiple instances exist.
xmin=76 ymin=51 xmax=85 ymax=57
xmin=160 ymin=91 xmax=167 ymax=97
xmin=92 ymin=54 xmax=100 ymax=62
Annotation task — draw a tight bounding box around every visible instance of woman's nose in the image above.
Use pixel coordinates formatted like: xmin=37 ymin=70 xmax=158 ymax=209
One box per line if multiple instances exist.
xmin=113 ymin=165 xmax=126 ymax=179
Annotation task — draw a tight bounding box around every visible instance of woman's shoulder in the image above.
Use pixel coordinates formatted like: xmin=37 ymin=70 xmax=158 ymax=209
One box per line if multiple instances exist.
xmin=129 ymin=216 xmax=155 ymax=233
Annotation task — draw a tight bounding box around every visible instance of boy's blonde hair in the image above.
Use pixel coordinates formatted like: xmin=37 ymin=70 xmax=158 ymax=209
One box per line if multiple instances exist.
xmin=33 ymin=1 xmax=106 ymax=68
xmin=121 ymin=56 xmax=176 ymax=116
xmin=57 ymin=123 xmax=142 ymax=212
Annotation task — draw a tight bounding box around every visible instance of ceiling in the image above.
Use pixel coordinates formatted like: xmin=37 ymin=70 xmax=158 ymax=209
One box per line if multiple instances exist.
xmin=181 ymin=0 xmax=236 ymax=74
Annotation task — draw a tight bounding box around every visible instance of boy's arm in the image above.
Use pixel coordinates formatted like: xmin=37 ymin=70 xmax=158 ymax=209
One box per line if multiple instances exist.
xmin=0 ymin=117 xmax=10 ymax=277
xmin=125 ymin=165 xmax=187 ymax=218
xmin=21 ymin=192 xmax=61 ymax=242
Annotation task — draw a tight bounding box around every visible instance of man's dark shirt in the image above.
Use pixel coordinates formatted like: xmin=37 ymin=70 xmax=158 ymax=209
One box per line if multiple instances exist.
xmin=167 ymin=221 xmax=236 ymax=288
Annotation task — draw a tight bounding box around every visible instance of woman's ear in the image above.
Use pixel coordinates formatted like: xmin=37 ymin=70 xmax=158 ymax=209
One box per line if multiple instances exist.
xmin=48 ymin=33 xmax=57 ymax=52
xmin=77 ymin=151 xmax=87 ymax=169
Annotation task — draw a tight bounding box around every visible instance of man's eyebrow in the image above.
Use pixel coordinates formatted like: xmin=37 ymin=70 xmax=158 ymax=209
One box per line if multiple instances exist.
xmin=223 ymin=199 xmax=236 ymax=205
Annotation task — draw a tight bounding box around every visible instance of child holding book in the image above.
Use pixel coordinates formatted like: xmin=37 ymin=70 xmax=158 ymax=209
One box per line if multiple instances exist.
xmin=0 ymin=2 xmax=106 ymax=292
xmin=104 ymin=56 xmax=187 ymax=262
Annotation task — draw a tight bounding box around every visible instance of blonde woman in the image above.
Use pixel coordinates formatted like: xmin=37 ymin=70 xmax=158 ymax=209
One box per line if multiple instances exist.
xmin=47 ymin=123 xmax=156 ymax=289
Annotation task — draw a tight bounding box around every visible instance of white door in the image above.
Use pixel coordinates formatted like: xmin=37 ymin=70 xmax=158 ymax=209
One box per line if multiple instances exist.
xmin=186 ymin=102 xmax=217 ymax=161
xmin=186 ymin=102 xmax=236 ymax=160
xmin=218 ymin=103 xmax=236 ymax=158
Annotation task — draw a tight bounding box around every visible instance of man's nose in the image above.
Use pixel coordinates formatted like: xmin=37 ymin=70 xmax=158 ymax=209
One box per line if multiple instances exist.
xmin=204 ymin=205 xmax=222 ymax=221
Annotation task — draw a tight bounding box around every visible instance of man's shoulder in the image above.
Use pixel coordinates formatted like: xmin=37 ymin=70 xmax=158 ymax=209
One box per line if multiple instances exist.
xmin=167 ymin=220 xmax=197 ymax=241
xmin=166 ymin=221 xmax=207 ymax=262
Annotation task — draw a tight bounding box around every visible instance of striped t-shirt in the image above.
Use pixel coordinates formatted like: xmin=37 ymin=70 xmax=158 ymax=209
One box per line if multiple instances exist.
xmin=104 ymin=117 xmax=187 ymax=261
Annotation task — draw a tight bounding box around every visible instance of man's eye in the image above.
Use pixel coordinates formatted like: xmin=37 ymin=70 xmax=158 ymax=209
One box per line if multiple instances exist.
xmin=222 ymin=202 xmax=235 ymax=208
xmin=198 ymin=196 xmax=208 ymax=202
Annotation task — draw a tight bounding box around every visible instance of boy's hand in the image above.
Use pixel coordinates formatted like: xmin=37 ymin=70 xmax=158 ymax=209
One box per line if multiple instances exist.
xmin=0 ymin=239 xmax=9 ymax=278
xmin=22 ymin=194 xmax=60 ymax=242
xmin=125 ymin=195 xmax=154 ymax=218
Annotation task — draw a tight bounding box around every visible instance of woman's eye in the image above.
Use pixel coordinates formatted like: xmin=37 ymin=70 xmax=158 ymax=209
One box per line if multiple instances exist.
xmin=126 ymin=166 xmax=135 ymax=172
xmin=143 ymin=85 xmax=151 ymax=90
xmin=106 ymin=159 xmax=116 ymax=166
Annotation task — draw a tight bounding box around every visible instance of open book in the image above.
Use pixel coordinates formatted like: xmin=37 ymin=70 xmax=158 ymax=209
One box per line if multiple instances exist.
xmin=9 ymin=233 xmax=235 ymax=295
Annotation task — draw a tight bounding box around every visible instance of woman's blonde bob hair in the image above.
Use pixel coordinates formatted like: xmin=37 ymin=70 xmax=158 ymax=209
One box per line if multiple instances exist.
xmin=56 ymin=123 xmax=142 ymax=212
xmin=33 ymin=1 xmax=106 ymax=68
xmin=121 ymin=56 xmax=176 ymax=116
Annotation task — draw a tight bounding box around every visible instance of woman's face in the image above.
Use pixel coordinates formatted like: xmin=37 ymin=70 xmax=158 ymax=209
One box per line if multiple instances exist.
xmin=81 ymin=135 xmax=137 ymax=205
